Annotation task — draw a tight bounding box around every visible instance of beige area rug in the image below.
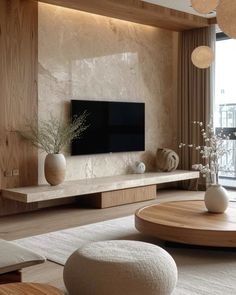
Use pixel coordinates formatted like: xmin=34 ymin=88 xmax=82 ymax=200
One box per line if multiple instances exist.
xmin=14 ymin=215 xmax=236 ymax=295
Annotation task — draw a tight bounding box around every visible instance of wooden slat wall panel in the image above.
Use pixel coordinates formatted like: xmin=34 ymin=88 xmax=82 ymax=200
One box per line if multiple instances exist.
xmin=0 ymin=0 xmax=38 ymax=216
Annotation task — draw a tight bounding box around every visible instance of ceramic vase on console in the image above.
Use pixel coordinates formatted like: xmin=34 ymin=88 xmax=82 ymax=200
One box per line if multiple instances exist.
xmin=133 ymin=162 xmax=146 ymax=174
xmin=44 ymin=153 xmax=66 ymax=186
xmin=204 ymin=182 xmax=229 ymax=213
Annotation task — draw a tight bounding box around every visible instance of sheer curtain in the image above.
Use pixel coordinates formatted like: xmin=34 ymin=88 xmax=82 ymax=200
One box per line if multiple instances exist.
xmin=178 ymin=25 xmax=216 ymax=190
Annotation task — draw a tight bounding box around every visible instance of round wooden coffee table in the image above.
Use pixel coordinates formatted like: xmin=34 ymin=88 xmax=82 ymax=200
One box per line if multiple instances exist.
xmin=135 ymin=200 xmax=236 ymax=247
xmin=0 ymin=283 xmax=63 ymax=295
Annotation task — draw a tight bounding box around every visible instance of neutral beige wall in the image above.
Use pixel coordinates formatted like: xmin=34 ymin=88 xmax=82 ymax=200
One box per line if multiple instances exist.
xmin=38 ymin=3 xmax=178 ymax=184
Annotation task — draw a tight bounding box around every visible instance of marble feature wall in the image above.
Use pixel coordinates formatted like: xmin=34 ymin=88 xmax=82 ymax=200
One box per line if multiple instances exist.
xmin=38 ymin=3 xmax=178 ymax=183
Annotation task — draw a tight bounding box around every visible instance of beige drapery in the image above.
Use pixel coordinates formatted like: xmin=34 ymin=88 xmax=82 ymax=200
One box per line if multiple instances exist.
xmin=178 ymin=25 xmax=216 ymax=190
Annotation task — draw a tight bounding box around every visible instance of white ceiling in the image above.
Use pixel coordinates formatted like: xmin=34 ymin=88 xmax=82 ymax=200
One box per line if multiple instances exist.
xmin=142 ymin=0 xmax=216 ymax=18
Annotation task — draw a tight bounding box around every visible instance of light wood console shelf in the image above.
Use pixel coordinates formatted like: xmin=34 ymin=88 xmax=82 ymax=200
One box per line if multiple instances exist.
xmin=2 ymin=170 xmax=199 ymax=208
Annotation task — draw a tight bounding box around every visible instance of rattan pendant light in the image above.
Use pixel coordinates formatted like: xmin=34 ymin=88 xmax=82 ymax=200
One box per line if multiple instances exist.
xmin=191 ymin=46 xmax=214 ymax=69
xmin=191 ymin=0 xmax=219 ymax=14
xmin=217 ymin=0 xmax=236 ymax=39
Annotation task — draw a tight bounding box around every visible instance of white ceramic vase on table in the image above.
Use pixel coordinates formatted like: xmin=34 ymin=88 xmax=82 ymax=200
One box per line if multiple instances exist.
xmin=44 ymin=153 xmax=66 ymax=186
xmin=204 ymin=184 xmax=229 ymax=213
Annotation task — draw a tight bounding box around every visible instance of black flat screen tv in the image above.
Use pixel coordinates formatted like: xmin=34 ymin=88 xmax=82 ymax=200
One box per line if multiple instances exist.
xmin=71 ymin=100 xmax=145 ymax=156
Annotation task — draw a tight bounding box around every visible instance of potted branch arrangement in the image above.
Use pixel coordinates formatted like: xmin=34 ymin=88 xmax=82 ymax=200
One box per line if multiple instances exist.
xmin=20 ymin=112 xmax=89 ymax=186
xmin=179 ymin=120 xmax=231 ymax=213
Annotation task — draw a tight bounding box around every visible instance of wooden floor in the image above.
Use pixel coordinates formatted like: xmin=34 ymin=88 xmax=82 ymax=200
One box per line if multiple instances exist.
xmin=0 ymin=189 xmax=230 ymax=291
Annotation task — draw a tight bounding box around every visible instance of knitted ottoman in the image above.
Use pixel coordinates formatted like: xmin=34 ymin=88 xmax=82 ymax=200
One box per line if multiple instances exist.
xmin=63 ymin=240 xmax=177 ymax=295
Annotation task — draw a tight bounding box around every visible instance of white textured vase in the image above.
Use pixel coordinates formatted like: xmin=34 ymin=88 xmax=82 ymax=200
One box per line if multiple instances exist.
xmin=44 ymin=153 xmax=66 ymax=186
xmin=134 ymin=162 xmax=146 ymax=174
xmin=204 ymin=184 xmax=229 ymax=213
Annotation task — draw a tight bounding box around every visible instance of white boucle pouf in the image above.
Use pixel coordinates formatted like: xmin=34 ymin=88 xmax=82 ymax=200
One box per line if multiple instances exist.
xmin=63 ymin=240 xmax=177 ymax=295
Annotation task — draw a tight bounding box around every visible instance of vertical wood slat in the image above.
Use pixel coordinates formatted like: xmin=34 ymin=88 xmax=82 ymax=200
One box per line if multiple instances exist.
xmin=81 ymin=185 xmax=157 ymax=209
xmin=0 ymin=0 xmax=38 ymax=215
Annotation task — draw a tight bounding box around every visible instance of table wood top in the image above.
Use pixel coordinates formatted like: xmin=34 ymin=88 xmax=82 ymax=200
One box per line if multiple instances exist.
xmin=0 ymin=283 xmax=63 ymax=295
xmin=135 ymin=200 xmax=236 ymax=247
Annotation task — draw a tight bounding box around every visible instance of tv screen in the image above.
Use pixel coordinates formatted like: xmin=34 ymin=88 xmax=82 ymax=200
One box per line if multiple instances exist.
xmin=71 ymin=100 xmax=145 ymax=156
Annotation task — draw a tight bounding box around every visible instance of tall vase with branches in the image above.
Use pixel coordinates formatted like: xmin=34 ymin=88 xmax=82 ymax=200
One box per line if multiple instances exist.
xmin=179 ymin=120 xmax=230 ymax=213
xmin=179 ymin=120 xmax=230 ymax=184
xmin=20 ymin=112 xmax=89 ymax=186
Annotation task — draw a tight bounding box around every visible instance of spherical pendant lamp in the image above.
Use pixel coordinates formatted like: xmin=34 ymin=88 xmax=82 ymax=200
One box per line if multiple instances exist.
xmin=191 ymin=0 xmax=218 ymax=14
xmin=217 ymin=0 xmax=236 ymax=39
xmin=191 ymin=46 xmax=214 ymax=69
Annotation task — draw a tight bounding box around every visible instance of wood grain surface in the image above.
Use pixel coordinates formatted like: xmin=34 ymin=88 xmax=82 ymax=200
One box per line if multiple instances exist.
xmin=87 ymin=185 xmax=157 ymax=208
xmin=135 ymin=200 xmax=236 ymax=247
xmin=0 ymin=283 xmax=63 ymax=295
xmin=38 ymin=0 xmax=210 ymax=31
xmin=0 ymin=0 xmax=38 ymax=215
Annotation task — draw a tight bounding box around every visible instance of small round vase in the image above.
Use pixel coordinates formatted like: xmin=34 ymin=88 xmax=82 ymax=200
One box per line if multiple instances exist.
xmin=134 ymin=162 xmax=146 ymax=174
xmin=204 ymin=184 xmax=229 ymax=213
xmin=44 ymin=153 xmax=66 ymax=186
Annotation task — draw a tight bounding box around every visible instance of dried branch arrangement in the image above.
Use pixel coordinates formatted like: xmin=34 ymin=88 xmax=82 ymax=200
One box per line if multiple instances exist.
xmin=179 ymin=120 xmax=231 ymax=184
xmin=19 ymin=112 xmax=89 ymax=154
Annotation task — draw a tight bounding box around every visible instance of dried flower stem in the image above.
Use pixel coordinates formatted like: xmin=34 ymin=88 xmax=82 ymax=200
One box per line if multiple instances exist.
xmin=19 ymin=112 xmax=89 ymax=154
xmin=179 ymin=120 xmax=231 ymax=184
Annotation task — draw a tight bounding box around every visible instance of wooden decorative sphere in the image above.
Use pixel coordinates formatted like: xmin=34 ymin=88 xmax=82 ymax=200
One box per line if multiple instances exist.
xmin=156 ymin=148 xmax=179 ymax=172
xmin=191 ymin=46 xmax=214 ymax=69
xmin=191 ymin=0 xmax=218 ymax=14
xmin=217 ymin=0 xmax=236 ymax=39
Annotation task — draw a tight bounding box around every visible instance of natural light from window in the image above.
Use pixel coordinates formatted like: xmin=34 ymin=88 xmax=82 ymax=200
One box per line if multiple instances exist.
xmin=215 ymin=36 xmax=236 ymax=186
xmin=215 ymin=38 xmax=236 ymax=111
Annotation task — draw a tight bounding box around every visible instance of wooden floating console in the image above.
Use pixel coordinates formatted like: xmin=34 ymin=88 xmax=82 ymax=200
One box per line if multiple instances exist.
xmin=2 ymin=170 xmax=199 ymax=208
xmin=85 ymin=185 xmax=157 ymax=209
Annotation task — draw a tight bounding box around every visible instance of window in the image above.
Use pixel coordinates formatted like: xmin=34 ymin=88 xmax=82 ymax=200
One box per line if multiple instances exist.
xmin=215 ymin=32 xmax=236 ymax=187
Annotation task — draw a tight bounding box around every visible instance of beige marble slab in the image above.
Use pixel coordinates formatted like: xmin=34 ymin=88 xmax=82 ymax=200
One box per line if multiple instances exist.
xmin=2 ymin=170 xmax=199 ymax=203
xmin=37 ymin=3 xmax=178 ymax=184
